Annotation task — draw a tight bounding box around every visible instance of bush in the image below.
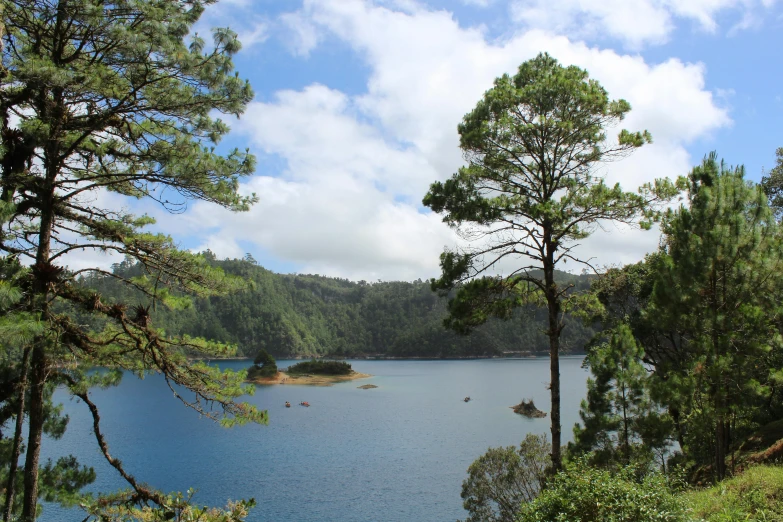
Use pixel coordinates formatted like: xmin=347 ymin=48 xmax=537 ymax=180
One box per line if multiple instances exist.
xmin=286 ymin=360 xmax=352 ymax=375
xmin=461 ymin=434 xmax=549 ymax=522
xmin=518 ymin=460 xmax=688 ymax=522
xmin=248 ymin=349 xmax=277 ymax=379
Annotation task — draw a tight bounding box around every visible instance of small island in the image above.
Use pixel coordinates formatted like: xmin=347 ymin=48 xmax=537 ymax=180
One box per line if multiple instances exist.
xmin=246 ymin=352 xmax=371 ymax=386
xmin=511 ymin=399 xmax=547 ymax=418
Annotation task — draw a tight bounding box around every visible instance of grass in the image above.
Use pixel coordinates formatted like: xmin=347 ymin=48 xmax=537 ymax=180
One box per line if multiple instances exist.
xmin=683 ymin=465 xmax=783 ymax=521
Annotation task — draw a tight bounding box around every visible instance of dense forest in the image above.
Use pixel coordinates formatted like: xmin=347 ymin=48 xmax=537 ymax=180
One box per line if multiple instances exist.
xmin=75 ymin=254 xmax=595 ymax=359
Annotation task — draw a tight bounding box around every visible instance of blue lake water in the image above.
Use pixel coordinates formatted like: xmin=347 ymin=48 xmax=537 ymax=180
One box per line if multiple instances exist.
xmin=41 ymin=357 xmax=589 ymax=521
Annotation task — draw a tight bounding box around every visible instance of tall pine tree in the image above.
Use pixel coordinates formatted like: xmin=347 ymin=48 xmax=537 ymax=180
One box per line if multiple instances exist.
xmin=423 ymin=53 xmax=677 ymax=470
xmin=0 ymin=1 xmax=265 ymax=519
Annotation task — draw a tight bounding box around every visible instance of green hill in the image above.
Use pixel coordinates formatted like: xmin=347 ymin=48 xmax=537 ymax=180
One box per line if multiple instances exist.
xmin=75 ymin=255 xmax=595 ymax=358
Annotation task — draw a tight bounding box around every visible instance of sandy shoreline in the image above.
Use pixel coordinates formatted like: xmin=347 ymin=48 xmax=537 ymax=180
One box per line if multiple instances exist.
xmin=248 ymin=371 xmax=372 ymax=386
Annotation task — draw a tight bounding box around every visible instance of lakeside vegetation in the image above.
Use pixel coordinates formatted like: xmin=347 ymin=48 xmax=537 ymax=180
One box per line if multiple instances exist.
xmin=435 ymin=52 xmax=783 ymax=522
xmin=285 ymin=360 xmax=354 ymax=376
xmin=0 ymin=1 xmax=781 ymax=521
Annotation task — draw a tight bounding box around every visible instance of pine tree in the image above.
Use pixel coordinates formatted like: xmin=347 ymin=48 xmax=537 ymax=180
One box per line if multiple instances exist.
xmin=571 ymin=324 xmax=672 ymax=469
xmin=760 ymin=147 xmax=783 ymax=219
xmin=0 ymin=1 xmax=265 ymax=519
xmin=0 ymin=204 xmax=96 ymax=520
xmin=647 ymin=153 xmax=783 ymax=480
xmin=423 ymin=53 xmax=677 ymax=470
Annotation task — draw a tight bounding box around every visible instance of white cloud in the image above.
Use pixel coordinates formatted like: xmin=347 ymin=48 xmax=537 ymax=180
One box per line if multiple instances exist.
xmin=509 ymin=0 xmax=780 ymax=48
xmin=279 ymin=11 xmax=321 ymax=56
xmin=57 ymin=188 xmax=129 ymax=272
xmin=236 ymin=21 xmax=270 ymax=49
xmin=185 ymin=84 xmax=453 ymax=281
xmin=461 ymin=0 xmax=495 ymax=6
xmin=177 ymin=0 xmax=731 ymax=281
xmin=194 ymin=2 xmax=269 ymax=52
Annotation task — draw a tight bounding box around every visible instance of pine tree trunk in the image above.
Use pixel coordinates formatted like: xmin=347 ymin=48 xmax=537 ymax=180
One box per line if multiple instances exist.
xmin=714 ymin=394 xmax=730 ymax=481
xmin=715 ymin=416 xmax=727 ymax=481
xmin=621 ymin=384 xmax=631 ymax=465
xmin=544 ymin=244 xmax=562 ymax=472
xmin=4 ymin=347 xmax=31 ymax=522
xmin=21 ymin=154 xmax=57 ymax=521
xmin=548 ymin=321 xmax=561 ymax=471
xmin=20 ymin=344 xmax=46 ymax=522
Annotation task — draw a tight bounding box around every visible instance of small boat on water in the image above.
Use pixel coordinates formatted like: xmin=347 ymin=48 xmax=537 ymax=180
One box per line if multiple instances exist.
xmin=464 ymin=396 xmax=471 ymax=403
xmin=300 ymin=401 xmax=310 ymax=407
xmin=285 ymin=401 xmax=291 ymax=408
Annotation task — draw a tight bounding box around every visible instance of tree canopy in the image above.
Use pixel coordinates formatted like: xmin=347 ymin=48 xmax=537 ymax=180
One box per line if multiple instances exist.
xmin=760 ymin=147 xmax=783 ymax=218
xmin=72 ymin=256 xmax=596 ymax=359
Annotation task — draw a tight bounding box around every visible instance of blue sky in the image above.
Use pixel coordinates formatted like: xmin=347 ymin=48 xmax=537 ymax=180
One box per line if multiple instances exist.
xmin=99 ymin=0 xmax=783 ymax=281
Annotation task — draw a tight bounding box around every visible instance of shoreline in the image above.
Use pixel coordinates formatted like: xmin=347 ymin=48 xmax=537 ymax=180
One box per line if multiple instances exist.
xmin=248 ymin=371 xmax=372 ymax=386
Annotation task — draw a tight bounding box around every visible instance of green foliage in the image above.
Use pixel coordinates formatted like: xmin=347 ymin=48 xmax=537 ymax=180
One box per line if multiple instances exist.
xmin=247 ymin=349 xmax=277 ymax=378
xmin=0 ymin=0 xmax=265 ymax=518
xmin=0 ymin=258 xmax=95 ymax=517
xmin=423 ymin=52 xmax=675 ymax=470
xmin=683 ymin=465 xmax=783 ymax=521
xmin=461 ymin=434 xmax=550 ymax=522
xmin=646 ymin=153 xmax=782 ymax=480
xmin=571 ymin=324 xmax=673 ymax=469
xmin=38 ymin=456 xmax=97 ymax=506
xmin=517 ymin=460 xmax=689 ymax=522
xmin=760 ymin=147 xmax=783 ymax=219
xmin=577 ymin=152 xmax=783 ymax=482
xmin=424 ymin=52 xmax=667 ymax=334
xmin=74 ymin=257 xmax=596 ymax=359
xmin=286 ymin=360 xmax=353 ymax=376
xmin=78 ymin=489 xmax=256 ymax=522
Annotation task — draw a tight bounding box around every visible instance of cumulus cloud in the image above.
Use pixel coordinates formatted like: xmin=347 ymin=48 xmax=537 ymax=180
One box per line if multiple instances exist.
xmin=461 ymin=0 xmax=496 ymax=6
xmin=195 ymin=1 xmax=269 ymax=51
xmin=279 ymin=11 xmax=321 ymax=56
xmin=509 ymin=0 xmax=780 ymax=48
xmin=57 ymin=188 xmax=130 ymax=272
xmin=183 ymin=0 xmax=731 ymax=280
xmin=184 ymin=84 xmax=454 ymax=280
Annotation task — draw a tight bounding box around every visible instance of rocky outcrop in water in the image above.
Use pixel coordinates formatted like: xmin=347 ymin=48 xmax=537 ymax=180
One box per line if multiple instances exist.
xmin=511 ymin=399 xmax=546 ymax=418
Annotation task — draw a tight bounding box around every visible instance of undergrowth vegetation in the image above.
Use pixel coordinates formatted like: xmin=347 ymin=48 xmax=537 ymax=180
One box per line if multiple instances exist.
xmin=684 ymin=465 xmax=783 ymax=522
xmin=516 ymin=460 xmax=689 ymax=522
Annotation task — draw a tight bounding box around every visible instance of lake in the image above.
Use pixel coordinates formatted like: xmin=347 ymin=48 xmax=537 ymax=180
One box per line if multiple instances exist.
xmin=42 ymin=357 xmax=589 ymax=521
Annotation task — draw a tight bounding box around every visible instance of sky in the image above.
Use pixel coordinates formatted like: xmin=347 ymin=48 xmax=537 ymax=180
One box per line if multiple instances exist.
xmin=86 ymin=0 xmax=783 ymax=282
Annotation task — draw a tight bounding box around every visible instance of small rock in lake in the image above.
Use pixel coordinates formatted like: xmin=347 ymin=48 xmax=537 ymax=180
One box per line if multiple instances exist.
xmin=357 ymin=384 xmax=378 ymax=389
xmin=511 ymin=399 xmax=547 ymax=418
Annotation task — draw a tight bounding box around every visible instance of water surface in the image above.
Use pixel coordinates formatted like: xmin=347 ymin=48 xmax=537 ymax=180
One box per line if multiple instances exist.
xmin=42 ymin=357 xmax=588 ymax=521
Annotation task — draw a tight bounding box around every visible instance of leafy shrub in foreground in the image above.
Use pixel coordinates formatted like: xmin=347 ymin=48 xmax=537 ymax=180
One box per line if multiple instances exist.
xmin=461 ymin=434 xmax=549 ymax=522
xmin=286 ymin=360 xmax=352 ymax=375
xmin=517 ymin=460 xmax=688 ymax=522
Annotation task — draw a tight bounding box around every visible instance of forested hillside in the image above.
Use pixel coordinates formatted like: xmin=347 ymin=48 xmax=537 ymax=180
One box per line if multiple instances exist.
xmin=76 ymin=253 xmax=595 ymax=358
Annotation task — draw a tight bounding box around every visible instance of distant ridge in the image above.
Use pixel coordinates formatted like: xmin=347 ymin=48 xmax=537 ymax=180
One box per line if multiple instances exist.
xmin=74 ymin=254 xmax=596 ymax=359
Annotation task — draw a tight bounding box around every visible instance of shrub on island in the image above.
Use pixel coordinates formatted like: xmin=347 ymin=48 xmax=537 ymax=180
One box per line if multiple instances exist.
xmin=248 ymin=349 xmax=278 ymax=379
xmin=286 ymin=360 xmax=353 ymax=375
